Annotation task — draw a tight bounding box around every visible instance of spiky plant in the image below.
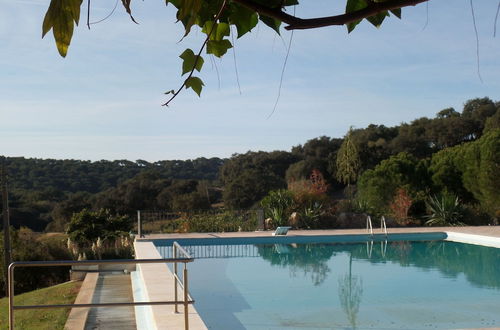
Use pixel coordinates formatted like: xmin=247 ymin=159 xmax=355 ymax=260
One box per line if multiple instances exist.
xmin=425 ymin=193 xmax=465 ymax=226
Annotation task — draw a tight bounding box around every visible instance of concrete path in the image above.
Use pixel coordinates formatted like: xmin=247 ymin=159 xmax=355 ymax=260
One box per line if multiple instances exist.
xmin=84 ymin=273 xmax=136 ymax=330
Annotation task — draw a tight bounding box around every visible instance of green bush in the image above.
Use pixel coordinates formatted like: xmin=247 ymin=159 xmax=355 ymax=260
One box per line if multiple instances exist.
xmin=0 ymin=228 xmax=71 ymax=298
xmin=425 ymin=193 xmax=465 ymax=226
xmin=67 ymin=209 xmax=132 ymax=245
xmin=261 ymin=190 xmax=294 ymax=227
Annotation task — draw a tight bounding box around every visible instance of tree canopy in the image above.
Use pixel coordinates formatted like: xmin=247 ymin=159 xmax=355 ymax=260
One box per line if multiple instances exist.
xmin=41 ymin=0 xmax=429 ymax=104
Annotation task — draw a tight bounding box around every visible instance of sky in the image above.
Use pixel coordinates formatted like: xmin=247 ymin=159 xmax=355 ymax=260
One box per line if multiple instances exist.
xmin=1 ymin=0 xmax=499 ymax=162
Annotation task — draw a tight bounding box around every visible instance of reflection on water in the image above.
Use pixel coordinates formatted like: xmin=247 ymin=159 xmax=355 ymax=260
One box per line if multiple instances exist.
xmin=338 ymin=254 xmax=363 ymax=329
xmin=257 ymin=243 xmax=334 ymax=285
xmin=254 ymin=240 xmax=500 ymax=289
xmin=159 ymin=239 xmax=500 ymax=329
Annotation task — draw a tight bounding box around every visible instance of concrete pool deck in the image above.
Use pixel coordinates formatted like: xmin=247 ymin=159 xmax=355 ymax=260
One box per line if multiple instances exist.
xmin=138 ymin=225 xmax=500 ymax=240
xmin=133 ymin=226 xmax=500 ymax=330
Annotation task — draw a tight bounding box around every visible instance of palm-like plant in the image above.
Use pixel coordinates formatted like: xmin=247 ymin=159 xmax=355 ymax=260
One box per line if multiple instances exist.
xmin=425 ymin=193 xmax=465 ymax=226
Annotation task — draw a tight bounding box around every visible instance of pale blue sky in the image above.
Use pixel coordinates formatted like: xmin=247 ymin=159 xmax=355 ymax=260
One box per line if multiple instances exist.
xmin=1 ymin=0 xmax=499 ymax=161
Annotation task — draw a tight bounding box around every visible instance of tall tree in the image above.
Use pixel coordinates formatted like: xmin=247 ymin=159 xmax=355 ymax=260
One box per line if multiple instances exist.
xmin=336 ymin=128 xmax=361 ymax=187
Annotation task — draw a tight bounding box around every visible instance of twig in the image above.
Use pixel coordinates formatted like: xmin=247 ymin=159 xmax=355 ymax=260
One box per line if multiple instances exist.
xmin=162 ymin=0 xmax=228 ymax=106
xmin=268 ymin=8 xmax=295 ymax=119
xmin=494 ymin=0 xmax=500 ymax=37
xmin=230 ymin=27 xmax=242 ymax=95
xmin=470 ymin=0 xmax=483 ymax=82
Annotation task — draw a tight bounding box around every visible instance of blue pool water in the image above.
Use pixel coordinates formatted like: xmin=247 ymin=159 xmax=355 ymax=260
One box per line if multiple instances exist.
xmin=155 ymin=236 xmax=500 ymax=329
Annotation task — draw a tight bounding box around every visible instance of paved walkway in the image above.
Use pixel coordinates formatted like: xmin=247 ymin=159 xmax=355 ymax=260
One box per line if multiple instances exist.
xmin=84 ymin=273 xmax=136 ymax=330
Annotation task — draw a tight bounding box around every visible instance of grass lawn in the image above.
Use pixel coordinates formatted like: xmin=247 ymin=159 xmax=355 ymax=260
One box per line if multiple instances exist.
xmin=0 ymin=280 xmax=81 ymax=330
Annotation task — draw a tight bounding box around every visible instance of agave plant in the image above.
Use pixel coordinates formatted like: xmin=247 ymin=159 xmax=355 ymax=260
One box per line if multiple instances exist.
xmin=425 ymin=193 xmax=465 ymax=226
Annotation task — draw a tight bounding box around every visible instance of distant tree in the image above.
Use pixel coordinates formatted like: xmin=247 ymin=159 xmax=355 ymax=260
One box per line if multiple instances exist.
xmin=350 ymin=124 xmax=398 ymax=170
xmin=357 ymin=152 xmax=429 ymax=215
xmin=390 ymin=118 xmax=433 ymax=158
xmin=171 ymin=192 xmax=211 ymax=211
xmin=461 ymin=97 xmax=497 ymax=139
xmin=436 ymin=107 xmax=460 ymax=118
xmin=458 ymin=129 xmax=500 ymax=217
xmin=220 ymin=151 xmax=298 ymax=208
xmin=336 ymin=128 xmax=361 ymax=187
xmin=483 ymin=108 xmax=500 ymax=133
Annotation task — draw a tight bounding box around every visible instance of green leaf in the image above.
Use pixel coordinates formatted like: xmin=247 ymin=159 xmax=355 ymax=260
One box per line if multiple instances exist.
xmin=207 ymin=39 xmax=233 ymax=57
xmin=367 ymin=11 xmax=389 ymax=28
xmin=215 ymin=23 xmax=230 ymax=41
xmin=42 ymin=0 xmax=83 ymax=57
xmin=177 ymin=0 xmax=202 ymax=37
xmin=390 ymin=8 xmax=402 ymax=19
xmin=179 ymin=48 xmax=204 ymax=75
xmin=345 ymin=0 xmax=367 ymax=33
xmin=185 ymin=76 xmax=204 ymax=96
xmin=228 ymin=4 xmax=258 ymax=38
xmin=259 ymin=15 xmax=281 ymax=34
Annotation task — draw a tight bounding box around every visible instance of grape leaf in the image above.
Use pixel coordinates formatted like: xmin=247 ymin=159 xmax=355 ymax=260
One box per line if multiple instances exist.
xmin=207 ymin=39 xmax=233 ymax=57
xmin=179 ymin=48 xmax=204 ymax=75
xmin=185 ymin=76 xmax=204 ymax=96
xmin=259 ymin=15 xmax=281 ymax=34
xmin=229 ymin=3 xmax=258 ymax=38
xmin=390 ymin=8 xmax=402 ymax=19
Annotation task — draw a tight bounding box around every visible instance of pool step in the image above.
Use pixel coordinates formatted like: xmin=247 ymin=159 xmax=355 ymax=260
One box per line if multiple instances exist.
xmin=84 ymin=273 xmax=137 ymax=330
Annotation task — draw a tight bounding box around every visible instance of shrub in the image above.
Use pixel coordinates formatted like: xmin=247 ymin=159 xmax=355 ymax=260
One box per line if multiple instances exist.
xmin=67 ymin=209 xmax=132 ymax=245
xmin=261 ymin=190 xmax=294 ymax=227
xmin=389 ymin=187 xmax=413 ymax=225
xmin=425 ymin=193 xmax=465 ymax=226
xmin=160 ymin=210 xmax=257 ymax=233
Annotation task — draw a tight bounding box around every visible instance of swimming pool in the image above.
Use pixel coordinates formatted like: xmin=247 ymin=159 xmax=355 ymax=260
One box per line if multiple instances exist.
xmin=154 ymin=234 xmax=500 ymax=329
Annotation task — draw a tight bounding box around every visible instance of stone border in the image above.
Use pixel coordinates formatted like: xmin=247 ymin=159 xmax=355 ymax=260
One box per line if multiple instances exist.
xmin=445 ymin=232 xmax=500 ymax=248
xmin=133 ymin=240 xmax=208 ymax=330
xmin=64 ymin=273 xmax=98 ymax=330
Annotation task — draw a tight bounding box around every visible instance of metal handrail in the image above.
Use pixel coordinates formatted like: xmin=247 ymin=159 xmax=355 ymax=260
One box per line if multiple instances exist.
xmin=8 ymin=242 xmax=194 ymax=330
xmin=381 ymin=215 xmax=388 ymax=237
xmin=366 ymin=215 xmax=373 ymax=237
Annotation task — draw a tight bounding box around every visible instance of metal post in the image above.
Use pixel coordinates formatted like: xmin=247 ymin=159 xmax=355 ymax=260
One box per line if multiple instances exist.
xmin=256 ymin=209 xmax=264 ymax=231
xmin=2 ymin=158 xmax=12 ymax=298
xmin=8 ymin=264 xmax=14 ymax=329
xmin=137 ymin=210 xmax=142 ymax=238
xmin=174 ymin=244 xmax=178 ymax=313
xmin=183 ymin=265 xmax=189 ymax=330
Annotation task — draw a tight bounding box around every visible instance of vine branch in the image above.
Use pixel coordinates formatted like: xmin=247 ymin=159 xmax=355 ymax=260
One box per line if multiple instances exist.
xmin=162 ymin=0 xmax=228 ymax=106
xmin=232 ymin=0 xmax=428 ymax=30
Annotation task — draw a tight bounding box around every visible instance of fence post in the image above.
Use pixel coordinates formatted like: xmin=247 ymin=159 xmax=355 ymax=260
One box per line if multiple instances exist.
xmin=183 ymin=265 xmax=189 ymax=330
xmin=8 ymin=264 xmax=14 ymax=330
xmin=256 ymin=209 xmax=264 ymax=231
xmin=137 ymin=210 xmax=143 ymax=238
xmin=174 ymin=244 xmax=178 ymax=313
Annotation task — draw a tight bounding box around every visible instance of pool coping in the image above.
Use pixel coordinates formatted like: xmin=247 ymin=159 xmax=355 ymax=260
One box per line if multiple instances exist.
xmin=133 ymin=240 xmax=208 ymax=330
xmin=134 ymin=226 xmax=500 ymax=330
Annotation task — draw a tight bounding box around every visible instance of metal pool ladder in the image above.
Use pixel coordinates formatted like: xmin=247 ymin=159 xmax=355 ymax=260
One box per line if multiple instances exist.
xmin=366 ymin=215 xmax=388 ymax=238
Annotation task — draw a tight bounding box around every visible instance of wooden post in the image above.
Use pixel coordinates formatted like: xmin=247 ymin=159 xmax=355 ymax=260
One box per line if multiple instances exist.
xmin=1 ymin=157 xmax=12 ymax=298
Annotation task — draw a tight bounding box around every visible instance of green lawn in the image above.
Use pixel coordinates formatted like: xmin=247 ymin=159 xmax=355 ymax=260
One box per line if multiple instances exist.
xmin=0 ymin=281 xmax=81 ymax=330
